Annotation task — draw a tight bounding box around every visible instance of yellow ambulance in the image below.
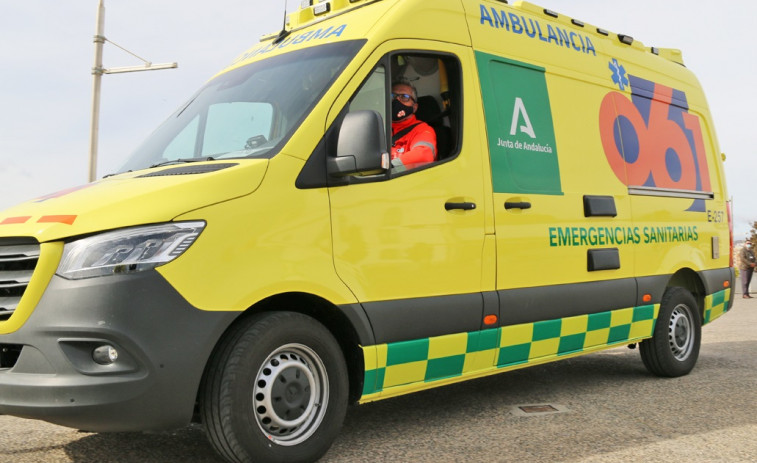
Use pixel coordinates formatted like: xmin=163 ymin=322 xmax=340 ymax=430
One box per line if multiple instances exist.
xmin=0 ymin=0 xmax=734 ymax=461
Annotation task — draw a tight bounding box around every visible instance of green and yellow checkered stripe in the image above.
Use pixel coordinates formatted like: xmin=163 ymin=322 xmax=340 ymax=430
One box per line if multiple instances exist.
xmin=703 ymin=288 xmax=730 ymax=324
xmin=361 ymin=304 xmax=659 ymax=401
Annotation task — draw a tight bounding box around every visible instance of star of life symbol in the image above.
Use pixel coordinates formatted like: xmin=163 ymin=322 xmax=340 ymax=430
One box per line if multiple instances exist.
xmin=609 ymin=58 xmax=629 ymax=91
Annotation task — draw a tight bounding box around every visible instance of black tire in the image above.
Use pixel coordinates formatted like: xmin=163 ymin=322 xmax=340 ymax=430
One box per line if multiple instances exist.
xmin=200 ymin=311 xmax=348 ymax=463
xmin=639 ymin=287 xmax=701 ymax=377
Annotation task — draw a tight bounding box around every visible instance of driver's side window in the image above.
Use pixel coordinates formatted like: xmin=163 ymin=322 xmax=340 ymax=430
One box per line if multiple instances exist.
xmin=349 ymin=52 xmax=461 ymax=174
xmin=349 ymin=64 xmax=387 ymax=123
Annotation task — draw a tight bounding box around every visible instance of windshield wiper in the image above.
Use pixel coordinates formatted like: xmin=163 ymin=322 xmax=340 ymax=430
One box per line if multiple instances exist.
xmin=149 ymin=156 xmax=215 ymax=169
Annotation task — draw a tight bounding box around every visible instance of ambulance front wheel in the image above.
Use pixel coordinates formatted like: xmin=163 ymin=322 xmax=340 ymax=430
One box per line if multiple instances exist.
xmin=200 ymin=311 xmax=349 ymax=463
xmin=639 ymin=287 xmax=701 ymax=377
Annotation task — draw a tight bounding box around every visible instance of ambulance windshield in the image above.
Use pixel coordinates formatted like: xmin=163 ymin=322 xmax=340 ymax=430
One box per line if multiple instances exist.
xmin=118 ymin=40 xmax=364 ymax=174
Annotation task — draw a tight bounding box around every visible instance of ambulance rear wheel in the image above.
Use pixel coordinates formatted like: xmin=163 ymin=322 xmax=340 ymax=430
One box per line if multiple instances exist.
xmin=201 ymin=311 xmax=348 ymax=463
xmin=639 ymin=287 xmax=701 ymax=377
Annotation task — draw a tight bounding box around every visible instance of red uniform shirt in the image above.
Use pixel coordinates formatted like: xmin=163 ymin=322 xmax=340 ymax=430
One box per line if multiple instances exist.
xmin=391 ymin=115 xmax=437 ymax=169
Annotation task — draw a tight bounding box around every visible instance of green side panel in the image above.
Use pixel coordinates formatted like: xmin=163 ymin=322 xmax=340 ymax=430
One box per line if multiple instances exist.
xmin=467 ymin=328 xmax=500 ymax=352
xmin=386 ymin=338 xmax=429 ymax=366
xmin=425 ymin=355 xmax=466 ymax=381
xmin=498 ymin=343 xmax=531 ymax=366
xmin=587 ymin=311 xmax=612 ymax=331
xmin=608 ymin=324 xmax=631 ymax=344
xmin=711 ymin=290 xmax=725 ymax=307
xmin=532 ymin=319 xmax=562 ymax=341
xmin=476 ymin=51 xmax=563 ymax=195
xmin=362 ymin=368 xmax=385 ymax=395
xmin=558 ymin=333 xmax=586 ymax=355
xmin=632 ymin=304 xmax=655 ymax=322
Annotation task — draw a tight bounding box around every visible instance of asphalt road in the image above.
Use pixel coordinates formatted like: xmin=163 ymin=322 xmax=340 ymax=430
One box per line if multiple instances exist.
xmin=2 ymin=296 xmax=755 ymax=463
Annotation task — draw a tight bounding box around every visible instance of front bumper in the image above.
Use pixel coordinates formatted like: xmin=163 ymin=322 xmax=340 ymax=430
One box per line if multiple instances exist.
xmin=0 ymin=270 xmax=238 ymax=431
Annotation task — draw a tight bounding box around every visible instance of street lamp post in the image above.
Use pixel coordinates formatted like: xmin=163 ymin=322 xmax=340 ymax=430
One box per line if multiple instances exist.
xmin=88 ymin=0 xmax=178 ymax=182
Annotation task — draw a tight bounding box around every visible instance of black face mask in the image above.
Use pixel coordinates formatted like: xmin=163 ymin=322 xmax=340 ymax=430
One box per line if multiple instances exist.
xmin=392 ymin=98 xmax=415 ymax=121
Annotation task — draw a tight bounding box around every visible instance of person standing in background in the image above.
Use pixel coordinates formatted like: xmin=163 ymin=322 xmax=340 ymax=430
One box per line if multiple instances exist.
xmin=739 ymin=241 xmax=756 ymax=298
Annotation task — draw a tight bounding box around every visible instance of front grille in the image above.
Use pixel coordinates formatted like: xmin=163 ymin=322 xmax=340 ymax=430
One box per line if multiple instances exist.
xmin=0 ymin=239 xmax=40 ymax=322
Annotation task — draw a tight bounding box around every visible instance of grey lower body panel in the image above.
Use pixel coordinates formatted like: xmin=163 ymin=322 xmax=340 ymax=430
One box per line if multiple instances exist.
xmin=0 ymin=271 xmax=239 ymax=432
xmin=359 ymin=268 xmax=735 ymax=344
xmin=361 ymin=293 xmax=486 ymax=344
xmin=498 ymin=278 xmax=637 ymax=326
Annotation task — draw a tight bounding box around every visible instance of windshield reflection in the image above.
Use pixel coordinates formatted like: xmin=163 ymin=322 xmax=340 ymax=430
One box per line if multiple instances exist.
xmin=118 ymin=40 xmax=365 ymax=174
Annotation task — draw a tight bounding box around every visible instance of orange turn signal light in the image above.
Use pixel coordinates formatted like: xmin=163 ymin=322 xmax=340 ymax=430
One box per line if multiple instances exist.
xmin=642 ymin=294 xmax=652 ymax=303
xmin=484 ymin=315 xmax=498 ymax=326
xmin=724 ymin=280 xmax=730 ymax=288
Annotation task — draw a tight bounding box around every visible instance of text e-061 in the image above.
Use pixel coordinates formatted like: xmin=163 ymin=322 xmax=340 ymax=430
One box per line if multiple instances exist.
xmin=599 ymin=75 xmax=711 ymax=194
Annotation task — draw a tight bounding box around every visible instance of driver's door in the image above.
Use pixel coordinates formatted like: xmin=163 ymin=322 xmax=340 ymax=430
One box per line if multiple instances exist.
xmin=328 ymin=43 xmax=496 ymax=392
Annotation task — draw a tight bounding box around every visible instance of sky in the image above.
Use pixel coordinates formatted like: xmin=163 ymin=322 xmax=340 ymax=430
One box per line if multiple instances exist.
xmin=0 ymin=1 xmax=755 ymax=238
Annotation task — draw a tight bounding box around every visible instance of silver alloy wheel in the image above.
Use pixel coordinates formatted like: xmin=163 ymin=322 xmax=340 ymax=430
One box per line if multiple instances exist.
xmin=668 ymin=304 xmax=694 ymax=361
xmin=252 ymin=343 xmax=329 ymax=446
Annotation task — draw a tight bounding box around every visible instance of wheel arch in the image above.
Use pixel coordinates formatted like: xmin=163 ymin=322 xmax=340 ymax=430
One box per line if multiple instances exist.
xmin=666 ymin=268 xmax=706 ymax=319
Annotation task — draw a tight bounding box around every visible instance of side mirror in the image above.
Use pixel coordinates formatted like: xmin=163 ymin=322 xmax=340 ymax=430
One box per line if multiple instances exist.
xmin=328 ymin=110 xmax=390 ymax=177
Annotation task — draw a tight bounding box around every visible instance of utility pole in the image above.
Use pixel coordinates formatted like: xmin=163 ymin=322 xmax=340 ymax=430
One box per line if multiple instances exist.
xmin=89 ymin=0 xmax=106 ymax=183
xmin=88 ymin=0 xmax=178 ymax=182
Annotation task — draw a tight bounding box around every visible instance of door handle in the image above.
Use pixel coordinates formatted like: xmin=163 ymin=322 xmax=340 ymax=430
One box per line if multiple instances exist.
xmin=504 ymin=201 xmax=532 ymax=210
xmin=445 ymin=201 xmax=477 ymax=211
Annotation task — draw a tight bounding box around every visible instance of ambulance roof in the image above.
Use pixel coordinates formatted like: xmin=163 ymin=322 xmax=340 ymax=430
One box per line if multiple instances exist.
xmin=264 ymin=0 xmax=684 ymax=65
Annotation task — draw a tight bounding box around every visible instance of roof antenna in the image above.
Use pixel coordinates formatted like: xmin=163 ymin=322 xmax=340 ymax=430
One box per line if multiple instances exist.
xmin=273 ymin=0 xmax=292 ymax=45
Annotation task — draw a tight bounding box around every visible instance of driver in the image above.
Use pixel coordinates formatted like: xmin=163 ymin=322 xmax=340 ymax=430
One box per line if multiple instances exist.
xmin=390 ymin=80 xmax=437 ymax=170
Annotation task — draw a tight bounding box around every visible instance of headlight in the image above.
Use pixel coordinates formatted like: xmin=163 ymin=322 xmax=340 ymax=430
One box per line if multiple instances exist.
xmin=56 ymin=222 xmax=205 ymax=280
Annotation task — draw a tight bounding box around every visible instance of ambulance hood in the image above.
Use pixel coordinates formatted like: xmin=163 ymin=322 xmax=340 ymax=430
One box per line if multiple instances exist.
xmin=0 ymin=160 xmax=268 ymax=243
